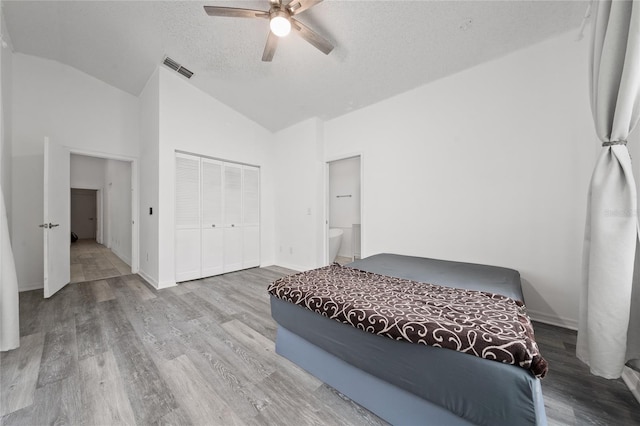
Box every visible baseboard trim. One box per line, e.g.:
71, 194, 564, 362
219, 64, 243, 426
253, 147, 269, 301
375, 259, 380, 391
527, 309, 578, 331
137, 270, 159, 289
273, 262, 306, 272
157, 280, 177, 290
19, 282, 43, 292
111, 247, 131, 266
622, 366, 640, 405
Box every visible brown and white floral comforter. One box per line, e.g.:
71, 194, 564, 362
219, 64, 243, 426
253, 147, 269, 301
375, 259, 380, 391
267, 263, 548, 378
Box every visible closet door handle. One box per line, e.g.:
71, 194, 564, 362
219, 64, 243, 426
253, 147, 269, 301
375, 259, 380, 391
231, 224, 235, 227
212, 224, 216, 228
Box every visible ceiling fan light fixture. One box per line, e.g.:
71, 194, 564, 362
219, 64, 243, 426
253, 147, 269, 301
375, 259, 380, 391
270, 11, 291, 37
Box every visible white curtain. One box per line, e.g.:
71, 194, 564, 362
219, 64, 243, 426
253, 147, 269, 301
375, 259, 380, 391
577, 0, 640, 379
0, 187, 19, 351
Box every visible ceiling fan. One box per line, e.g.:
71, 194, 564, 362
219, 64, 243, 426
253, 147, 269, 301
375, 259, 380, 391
204, 0, 334, 62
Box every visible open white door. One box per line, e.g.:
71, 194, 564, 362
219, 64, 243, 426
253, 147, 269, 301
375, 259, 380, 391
43, 137, 70, 298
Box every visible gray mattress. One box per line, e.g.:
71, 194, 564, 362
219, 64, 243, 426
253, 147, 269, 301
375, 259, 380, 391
347, 253, 524, 301
270, 253, 545, 426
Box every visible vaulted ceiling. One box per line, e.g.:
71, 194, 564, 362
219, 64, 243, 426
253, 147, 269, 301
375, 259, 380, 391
3, 1, 588, 131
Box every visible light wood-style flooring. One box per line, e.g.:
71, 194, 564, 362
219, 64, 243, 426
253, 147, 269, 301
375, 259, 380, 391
1, 267, 639, 425
70, 239, 131, 283
335, 256, 353, 266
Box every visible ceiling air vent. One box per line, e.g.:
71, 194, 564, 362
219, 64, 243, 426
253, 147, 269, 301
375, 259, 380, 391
162, 56, 194, 79
177, 67, 194, 79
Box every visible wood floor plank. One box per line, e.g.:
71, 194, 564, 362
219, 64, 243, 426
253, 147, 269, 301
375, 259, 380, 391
71, 241, 131, 283
125, 277, 157, 301
189, 285, 240, 318
70, 263, 85, 283
221, 319, 322, 392
96, 293, 186, 416
181, 318, 274, 382
96, 298, 136, 344
182, 347, 262, 421
244, 370, 329, 426
0, 333, 45, 416
92, 279, 115, 303
312, 383, 389, 426
35, 322, 78, 389
159, 354, 245, 425
155, 291, 203, 323
78, 350, 137, 426
2, 375, 83, 426
153, 406, 194, 426
18, 292, 54, 336
109, 330, 178, 424
75, 312, 106, 361
181, 291, 234, 323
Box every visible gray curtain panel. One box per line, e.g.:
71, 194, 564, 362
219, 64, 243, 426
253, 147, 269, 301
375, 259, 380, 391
577, 0, 640, 379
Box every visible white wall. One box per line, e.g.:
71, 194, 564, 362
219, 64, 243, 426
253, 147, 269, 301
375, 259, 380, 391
269, 31, 596, 328
320, 31, 596, 328
273, 118, 325, 271
155, 68, 275, 288
11, 53, 139, 291
105, 158, 132, 264
71, 154, 106, 188
138, 68, 160, 285
329, 157, 361, 258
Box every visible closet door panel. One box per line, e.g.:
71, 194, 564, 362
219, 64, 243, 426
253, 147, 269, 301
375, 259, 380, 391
243, 226, 260, 269
202, 228, 224, 276
223, 227, 243, 273
175, 154, 201, 281
175, 229, 201, 282
242, 166, 260, 268
243, 166, 260, 226
175, 154, 201, 230
202, 159, 223, 226
201, 159, 224, 277
224, 164, 242, 227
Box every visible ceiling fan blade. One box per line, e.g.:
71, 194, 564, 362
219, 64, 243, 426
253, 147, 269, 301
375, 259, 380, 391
286, 0, 323, 16
291, 18, 334, 55
203, 6, 268, 19
262, 31, 279, 62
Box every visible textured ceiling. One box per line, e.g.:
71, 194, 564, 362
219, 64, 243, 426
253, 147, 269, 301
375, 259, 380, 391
2, 1, 587, 131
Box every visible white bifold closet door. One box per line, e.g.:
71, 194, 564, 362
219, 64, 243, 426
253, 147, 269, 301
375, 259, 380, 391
201, 158, 224, 277
175, 153, 261, 282
175, 154, 201, 282
243, 165, 260, 269
223, 163, 243, 273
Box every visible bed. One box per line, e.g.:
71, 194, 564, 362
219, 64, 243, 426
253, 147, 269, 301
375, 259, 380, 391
268, 253, 547, 426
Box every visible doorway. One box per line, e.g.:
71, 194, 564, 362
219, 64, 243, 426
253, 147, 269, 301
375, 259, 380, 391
69, 154, 133, 283
327, 156, 362, 265
71, 188, 98, 240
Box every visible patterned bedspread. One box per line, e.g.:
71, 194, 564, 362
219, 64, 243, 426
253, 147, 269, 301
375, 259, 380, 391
267, 264, 548, 378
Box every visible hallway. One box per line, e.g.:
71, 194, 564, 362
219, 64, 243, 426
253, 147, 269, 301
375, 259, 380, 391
70, 240, 131, 283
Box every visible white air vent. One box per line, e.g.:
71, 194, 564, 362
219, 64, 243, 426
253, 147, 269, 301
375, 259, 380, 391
162, 56, 194, 79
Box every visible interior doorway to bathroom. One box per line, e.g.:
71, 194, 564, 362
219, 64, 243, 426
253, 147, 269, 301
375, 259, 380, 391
327, 156, 361, 265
